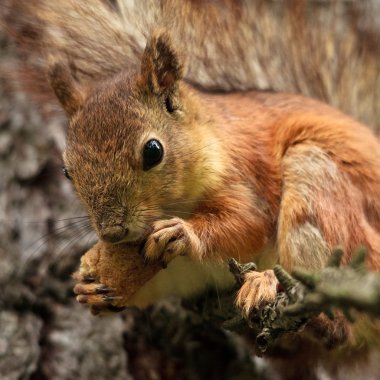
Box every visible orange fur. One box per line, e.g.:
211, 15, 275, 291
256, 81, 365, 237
183, 91, 380, 270
58, 31, 380, 286
63, 60, 380, 372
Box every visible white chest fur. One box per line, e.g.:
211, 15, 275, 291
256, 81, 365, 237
128, 256, 236, 308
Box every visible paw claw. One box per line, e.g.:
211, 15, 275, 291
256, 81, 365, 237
95, 284, 114, 294
83, 274, 96, 283
102, 295, 122, 302
143, 218, 192, 264
73, 271, 121, 313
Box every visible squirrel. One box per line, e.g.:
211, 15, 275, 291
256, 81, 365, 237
60, 29, 380, 376
50, 31, 380, 379
50, 26, 380, 313
4, 0, 380, 376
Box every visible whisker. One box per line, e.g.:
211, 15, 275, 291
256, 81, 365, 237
161, 199, 209, 207
133, 219, 151, 231
35, 215, 90, 224
49, 215, 90, 223
12, 224, 95, 313
53, 224, 93, 262
136, 204, 200, 217
23, 219, 92, 259
37, 223, 92, 274
159, 213, 193, 220
19, 219, 93, 277
178, 141, 219, 160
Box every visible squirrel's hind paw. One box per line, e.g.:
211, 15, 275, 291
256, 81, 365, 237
236, 269, 279, 316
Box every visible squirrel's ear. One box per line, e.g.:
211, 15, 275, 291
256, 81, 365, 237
141, 29, 184, 94
48, 60, 86, 116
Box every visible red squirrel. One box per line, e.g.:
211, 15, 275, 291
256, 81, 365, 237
47, 29, 380, 317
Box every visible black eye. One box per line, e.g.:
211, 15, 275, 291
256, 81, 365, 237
143, 139, 164, 171
62, 167, 72, 180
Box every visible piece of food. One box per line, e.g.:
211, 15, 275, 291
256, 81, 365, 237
73, 241, 160, 313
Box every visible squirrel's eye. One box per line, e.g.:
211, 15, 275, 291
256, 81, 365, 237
143, 139, 164, 171
62, 167, 72, 180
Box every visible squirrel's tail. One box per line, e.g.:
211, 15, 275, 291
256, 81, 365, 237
2, 0, 380, 130
2, 0, 146, 78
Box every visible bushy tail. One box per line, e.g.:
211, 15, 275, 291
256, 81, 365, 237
2, 0, 147, 77
2, 0, 380, 130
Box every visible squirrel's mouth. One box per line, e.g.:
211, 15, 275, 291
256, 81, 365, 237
111, 235, 144, 246
98, 218, 155, 246
99, 226, 147, 247
112, 225, 152, 247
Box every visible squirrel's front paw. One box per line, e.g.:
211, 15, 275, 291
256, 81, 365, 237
73, 271, 125, 315
142, 218, 201, 267
236, 269, 279, 316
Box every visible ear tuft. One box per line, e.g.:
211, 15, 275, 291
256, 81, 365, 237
141, 29, 185, 94
48, 59, 86, 116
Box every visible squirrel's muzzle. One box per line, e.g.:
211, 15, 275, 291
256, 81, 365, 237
100, 225, 129, 243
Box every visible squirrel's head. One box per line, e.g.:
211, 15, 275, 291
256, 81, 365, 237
49, 30, 223, 244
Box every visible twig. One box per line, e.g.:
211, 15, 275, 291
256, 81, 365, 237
227, 247, 380, 353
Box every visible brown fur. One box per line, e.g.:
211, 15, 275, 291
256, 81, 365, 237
2, 0, 380, 131
57, 30, 380, 376
72, 241, 161, 313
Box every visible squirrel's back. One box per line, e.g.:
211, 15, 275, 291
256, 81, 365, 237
197, 89, 380, 269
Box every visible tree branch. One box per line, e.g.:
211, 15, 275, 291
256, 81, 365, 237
226, 247, 380, 353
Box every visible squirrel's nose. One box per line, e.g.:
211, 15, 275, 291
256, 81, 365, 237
100, 225, 128, 243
